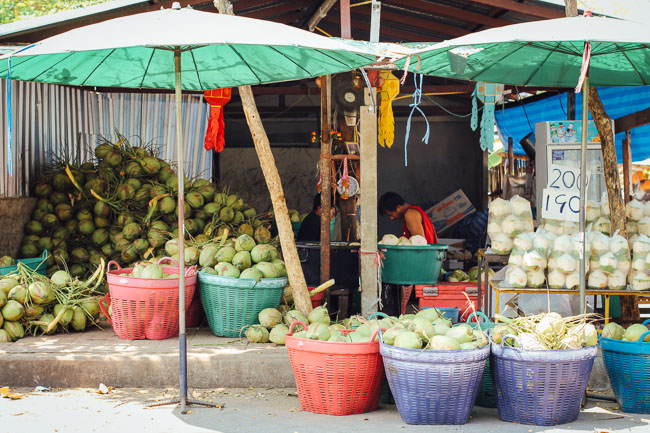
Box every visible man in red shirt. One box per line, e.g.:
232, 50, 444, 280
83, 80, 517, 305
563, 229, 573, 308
379, 192, 438, 244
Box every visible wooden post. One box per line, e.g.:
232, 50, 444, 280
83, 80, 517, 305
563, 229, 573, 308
215, 0, 311, 314
508, 137, 514, 176
623, 130, 632, 203
340, 0, 351, 39
339, 119, 359, 241
360, 88, 378, 316
320, 75, 332, 287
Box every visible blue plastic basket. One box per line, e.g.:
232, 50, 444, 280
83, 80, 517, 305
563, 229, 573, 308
0, 250, 48, 276
464, 312, 496, 408
380, 338, 489, 425
599, 319, 650, 414
422, 306, 460, 323
491, 336, 597, 426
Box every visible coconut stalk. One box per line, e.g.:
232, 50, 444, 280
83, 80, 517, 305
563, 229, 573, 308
214, 0, 312, 314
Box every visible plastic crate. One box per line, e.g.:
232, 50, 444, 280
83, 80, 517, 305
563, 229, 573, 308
416, 282, 477, 321
0, 250, 48, 276
377, 244, 448, 285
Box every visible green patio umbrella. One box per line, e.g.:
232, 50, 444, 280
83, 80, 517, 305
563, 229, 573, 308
1, 2, 376, 411
396, 15, 650, 313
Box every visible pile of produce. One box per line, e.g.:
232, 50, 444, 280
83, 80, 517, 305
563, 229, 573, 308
378, 234, 428, 246
629, 235, 650, 291
507, 232, 550, 288
492, 312, 598, 350
0, 261, 104, 342
200, 233, 286, 280
287, 208, 307, 223
601, 321, 650, 342
19, 134, 271, 279
626, 199, 646, 237
587, 231, 630, 290
0, 256, 16, 268
487, 195, 534, 255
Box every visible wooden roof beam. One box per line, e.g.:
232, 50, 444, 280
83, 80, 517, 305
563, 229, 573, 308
307, 0, 338, 31
322, 14, 437, 42
385, 0, 510, 28
469, 0, 564, 19
368, 9, 469, 38
616, 107, 650, 132
241, 1, 307, 19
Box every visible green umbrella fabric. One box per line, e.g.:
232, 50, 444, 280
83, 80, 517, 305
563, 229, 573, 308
395, 16, 650, 87
0, 6, 376, 89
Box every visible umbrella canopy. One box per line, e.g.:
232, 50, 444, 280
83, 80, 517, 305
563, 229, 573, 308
0, 5, 376, 89
395, 16, 650, 87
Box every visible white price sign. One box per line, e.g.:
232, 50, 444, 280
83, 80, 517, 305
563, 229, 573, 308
542, 188, 580, 222
548, 164, 589, 191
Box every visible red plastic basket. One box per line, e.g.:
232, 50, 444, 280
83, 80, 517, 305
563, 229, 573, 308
285, 321, 384, 416
308, 287, 325, 308
101, 258, 197, 340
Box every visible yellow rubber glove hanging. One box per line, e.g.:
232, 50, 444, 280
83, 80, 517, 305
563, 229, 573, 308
378, 71, 400, 148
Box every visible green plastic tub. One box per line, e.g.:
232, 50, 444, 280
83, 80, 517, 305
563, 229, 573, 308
377, 244, 448, 285
198, 271, 287, 337
0, 250, 48, 276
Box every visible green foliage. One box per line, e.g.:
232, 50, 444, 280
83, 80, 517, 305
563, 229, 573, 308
0, 0, 115, 25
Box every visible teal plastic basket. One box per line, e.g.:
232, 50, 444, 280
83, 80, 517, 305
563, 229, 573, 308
198, 271, 287, 337
0, 250, 48, 276
378, 244, 448, 285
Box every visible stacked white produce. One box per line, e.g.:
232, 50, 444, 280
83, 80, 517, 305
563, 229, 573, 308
539, 199, 610, 236
587, 231, 631, 290
629, 235, 650, 291
626, 199, 645, 238
546, 234, 582, 289
506, 232, 550, 288
487, 196, 534, 255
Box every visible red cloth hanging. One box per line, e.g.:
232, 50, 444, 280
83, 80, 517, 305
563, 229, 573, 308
203, 88, 232, 152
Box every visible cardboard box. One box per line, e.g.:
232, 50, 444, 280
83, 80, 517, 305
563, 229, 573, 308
426, 189, 476, 234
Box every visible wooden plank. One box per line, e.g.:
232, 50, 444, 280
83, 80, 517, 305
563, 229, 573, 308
469, 0, 564, 19
508, 136, 514, 176
340, 0, 351, 39
615, 107, 650, 133
321, 14, 439, 42
353, 8, 468, 38
386, 0, 511, 28
242, 1, 306, 19
320, 75, 332, 287
360, 88, 378, 316
623, 131, 632, 203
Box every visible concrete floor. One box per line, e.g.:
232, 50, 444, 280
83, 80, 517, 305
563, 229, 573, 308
0, 387, 646, 433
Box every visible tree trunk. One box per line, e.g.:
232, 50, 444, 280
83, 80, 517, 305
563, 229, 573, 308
215, 0, 312, 314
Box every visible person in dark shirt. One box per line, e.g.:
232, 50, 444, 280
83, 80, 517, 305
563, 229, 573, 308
297, 194, 336, 242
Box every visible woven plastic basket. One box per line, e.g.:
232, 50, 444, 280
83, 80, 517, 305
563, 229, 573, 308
285, 322, 384, 416
491, 336, 597, 426
0, 250, 48, 276
465, 312, 497, 408
198, 271, 286, 337
600, 320, 650, 413
380, 337, 489, 425
102, 258, 197, 340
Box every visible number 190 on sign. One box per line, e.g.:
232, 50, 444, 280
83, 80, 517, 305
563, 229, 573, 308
542, 188, 580, 222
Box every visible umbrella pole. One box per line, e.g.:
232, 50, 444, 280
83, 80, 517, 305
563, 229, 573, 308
579, 74, 589, 314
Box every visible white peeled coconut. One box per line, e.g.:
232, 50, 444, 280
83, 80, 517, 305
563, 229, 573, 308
523, 251, 546, 271
586, 201, 601, 222
628, 221, 639, 235
594, 216, 611, 235
510, 195, 532, 217
633, 235, 650, 255
489, 198, 512, 218
608, 270, 627, 290
645, 202, 650, 217
398, 237, 412, 246
563, 221, 579, 234
409, 235, 427, 246
629, 234, 639, 251
601, 201, 611, 217
548, 254, 558, 270
589, 257, 601, 273
513, 233, 533, 252
639, 216, 650, 237
627, 199, 645, 222
547, 269, 566, 289
617, 256, 631, 275
553, 235, 572, 255
526, 269, 546, 288
557, 253, 577, 274
487, 218, 504, 237
632, 255, 647, 272
646, 251, 650, 269
565, 272, 580, 289
502, 215, 524, 237
591, 233, 610, 256
508, 250, 524, 268
630, 271, 650, 291
609, 234, 629, 256
522, 216, 535, 232
491, 233, 513, 255
588, 270, 609, 289
505, 265, 527, 288
599, 252, 618, 274
379, 234, 399, 245
532, 233, 550, 255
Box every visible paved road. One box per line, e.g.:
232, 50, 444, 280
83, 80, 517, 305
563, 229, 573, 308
0, 387, 647, 433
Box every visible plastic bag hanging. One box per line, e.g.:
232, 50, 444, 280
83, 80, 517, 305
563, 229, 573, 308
403, 73, 430, 167
472, 82, 503, 152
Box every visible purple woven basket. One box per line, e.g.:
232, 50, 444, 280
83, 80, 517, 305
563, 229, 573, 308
491, 337, 597, 426
380, 342, 489, 425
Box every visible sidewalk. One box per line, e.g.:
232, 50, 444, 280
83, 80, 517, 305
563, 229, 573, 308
0, 326, 295, 389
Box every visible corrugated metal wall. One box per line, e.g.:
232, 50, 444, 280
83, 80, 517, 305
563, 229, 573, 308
1, 79, 211, 197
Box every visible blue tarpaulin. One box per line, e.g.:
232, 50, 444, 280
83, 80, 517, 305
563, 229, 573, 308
495, 86, 650, 163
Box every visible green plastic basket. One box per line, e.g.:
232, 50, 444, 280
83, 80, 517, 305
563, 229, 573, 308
198, 271, 287, 337
0, 250, 48, 276
377, 244, 448, 285
464, 312, 497, 408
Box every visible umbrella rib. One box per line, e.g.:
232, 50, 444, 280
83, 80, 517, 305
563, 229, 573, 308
268, 46, 313, 77
312, 48, 363, 69
139, 48, 156, 89
189, 50, 204, 90
80, 48, 116, 87
30, 52, 76, 82
227, 45, 262, 85
467, 44, 528, 82
0, 55, 37, 74
522, 41, 562, 86
615, 42, 647, 86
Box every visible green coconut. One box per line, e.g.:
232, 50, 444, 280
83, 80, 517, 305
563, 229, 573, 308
259, 308, 283, 328
165, 239, 179, 256
394, 331, 422, 349
116, 183, 135, 201
235, 234, 256, 252
447, 326, 474, 344
70, 307, 87, 331
116, 214, 135, 227
243, 207, 256, 220
254, 262, 279, 278
24, 304, 44, 319
214, 246, 237, 263
121, 245, 138, 263
175, 201, 192, 219
240, 268, 263, 280
81, 298, 100, 319
0, 290, 6, 308
250, 244, 274, 263
78, 219, 95, 236
254, 226, 272, 244
132, 238, 149, 254
245, 325, 270, 343
52, 172, 70, 191
271, 260, 287, 277
29, 281, 53, 304
42, 213, 59, 228
69, 264, 85, 278
203, 202, 220, 216
34, 182, 53, 198
92, 228, 109, 246
269, 324, 290, 345
53, 249, 69, 266
124, 160, 142, 177
0, 329, 10, 342
186, 191, 205, 209
199, 248, 218, 268
141, 263, 164, 279
2, 300, 25, 321
623, 324, 650, 342
54, 203, 72, 221
126, 178, 141, 191
70, 247, 89, 264
602, 322, 625, 340
307, 305, 330, 325
284, 310, 309, 331
0, 277, 19, 294
25, 220, 44, 235
197, 184, 216, 202
215, 262, 241, 278
140, 156, 161, 174
232, 251, 252, 271
95, 142, 113, 159
184, 247, 200, 265
20, 243, 38, 258
415, 308, 442, 322
64, 219, 79, 235
3, 321, 25, 341
8, 284, 27, 304
158, 166, 175, 183
428, 335, 461, 350
218, 206, 234, 223
123, 222, 142, 240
